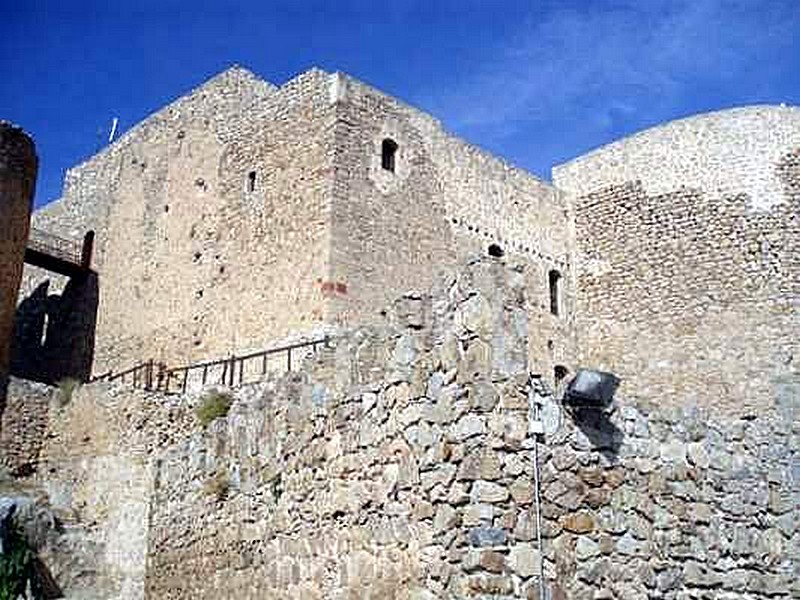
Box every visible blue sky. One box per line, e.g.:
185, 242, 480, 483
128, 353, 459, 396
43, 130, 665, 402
3, 0, 799, 208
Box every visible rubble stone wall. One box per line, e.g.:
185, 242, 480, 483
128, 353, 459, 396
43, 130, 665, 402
2, 258, 795, 599
32, 382, 193, 599
0, 378, 52, 476
553, 106, 800, 415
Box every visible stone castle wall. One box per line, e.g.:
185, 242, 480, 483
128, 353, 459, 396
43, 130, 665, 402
327, 74, 575, 385
2, 258, 796, 599
0, 123, 37, 404
18, 67, 576, 389
0, 378, 52, 477
553, 106, 800, 415
12, 65, 799, 412
21, 67, 336, 375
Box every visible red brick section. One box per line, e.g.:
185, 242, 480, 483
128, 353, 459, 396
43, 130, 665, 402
319, 280, 348, 296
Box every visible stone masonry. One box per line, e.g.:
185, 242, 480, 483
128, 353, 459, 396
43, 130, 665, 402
2, 68, 798, 598
0, 122, 37, 406
1, 257, 796, 599
13, 67, 798, 418
554, 106, 800, 415
17, 66, 573, 393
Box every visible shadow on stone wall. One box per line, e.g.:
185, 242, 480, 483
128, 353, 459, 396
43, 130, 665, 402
10, 273, 98, 384
569, 407, 624, 461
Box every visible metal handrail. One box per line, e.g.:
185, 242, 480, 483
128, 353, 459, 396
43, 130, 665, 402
90, 337, 331, 394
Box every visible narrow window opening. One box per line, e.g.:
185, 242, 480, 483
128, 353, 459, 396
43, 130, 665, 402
247, 171, 257, 192
487, 244, 504, 258
549, 269, 562, 316
381, 138, 398, 172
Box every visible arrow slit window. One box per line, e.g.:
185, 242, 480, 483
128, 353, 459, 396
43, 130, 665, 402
381, 139, 398, 173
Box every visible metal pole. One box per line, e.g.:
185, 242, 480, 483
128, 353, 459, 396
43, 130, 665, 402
527, 377, 548, 600
532, 430, 546, 600
156, 362, 165, 391
145, 360, 152, 390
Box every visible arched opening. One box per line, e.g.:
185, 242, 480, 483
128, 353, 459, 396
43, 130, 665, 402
548, 269, 561, 316
247, 171, 257, 192
381, 138, 398, 172
487, 243, 504, 258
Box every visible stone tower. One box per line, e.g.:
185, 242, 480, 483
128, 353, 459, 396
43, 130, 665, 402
0, 122, 37, 405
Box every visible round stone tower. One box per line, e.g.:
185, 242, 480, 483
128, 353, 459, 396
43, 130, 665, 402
0, 122, 37, 404
553, 105, 800, 415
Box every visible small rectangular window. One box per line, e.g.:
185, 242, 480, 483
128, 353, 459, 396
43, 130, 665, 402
549, 269, 561, 316
382, 139, 398, 172
247, 171, 257, 192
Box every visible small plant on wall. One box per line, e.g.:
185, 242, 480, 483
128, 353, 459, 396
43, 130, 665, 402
195, 389, 233, 428
0, 522, 33, 599
55, 378, 81, 408
203, 472, 230, 502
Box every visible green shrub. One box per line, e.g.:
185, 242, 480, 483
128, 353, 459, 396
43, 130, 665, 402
203, 472, 230, 502
195, 390, 233, 428
55, 378, 81, 407
0, 523, 33, 600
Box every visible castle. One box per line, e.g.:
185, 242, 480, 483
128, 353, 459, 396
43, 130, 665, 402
0, 66, 797, 599
4, 65, 798, 415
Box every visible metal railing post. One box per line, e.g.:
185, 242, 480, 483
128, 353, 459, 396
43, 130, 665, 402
156, 362, 166, 391
81, 231, 95, 269
145, 359, 154, 390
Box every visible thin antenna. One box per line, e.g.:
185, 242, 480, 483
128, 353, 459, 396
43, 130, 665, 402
108, 117, 119, 143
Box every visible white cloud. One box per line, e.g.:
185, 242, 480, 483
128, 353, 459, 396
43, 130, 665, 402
424, 0, 799, 138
